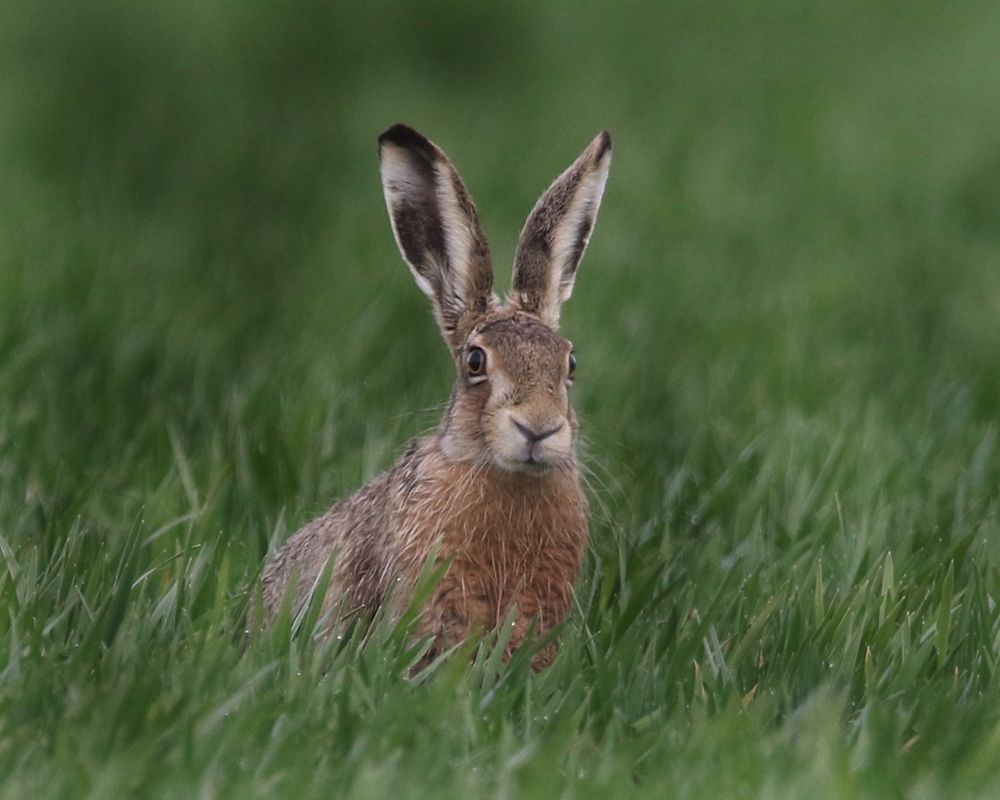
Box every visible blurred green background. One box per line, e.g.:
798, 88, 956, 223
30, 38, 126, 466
1, 0, 999, 796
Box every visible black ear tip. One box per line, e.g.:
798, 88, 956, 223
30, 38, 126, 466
379, 124, 438, 160
594, 130, 612, 158
379, 123, 419, 145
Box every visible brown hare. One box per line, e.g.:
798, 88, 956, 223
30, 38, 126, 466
261, 124, 612, 668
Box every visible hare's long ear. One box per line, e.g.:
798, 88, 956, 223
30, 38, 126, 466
379, 124, 496, 352
509, 131, 611, 328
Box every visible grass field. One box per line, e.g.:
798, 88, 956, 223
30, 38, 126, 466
2, 0, 1000, 796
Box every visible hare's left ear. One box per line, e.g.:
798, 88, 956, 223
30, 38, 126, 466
509, 131, 611, 328
379, 124, 496, 353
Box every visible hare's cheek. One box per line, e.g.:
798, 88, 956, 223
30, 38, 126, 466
534, 424, 575, 462
482, 369, 516, 407
485, 414, 519, 455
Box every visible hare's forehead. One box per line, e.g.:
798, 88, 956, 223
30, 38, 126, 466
469, 319, 570, 373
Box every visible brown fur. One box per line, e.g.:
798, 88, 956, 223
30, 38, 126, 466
262, 437, 586, 663
260, 125, 610, 669
260, 314, 588, 666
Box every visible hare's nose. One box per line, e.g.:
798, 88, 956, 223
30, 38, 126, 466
512, 419, 563, 444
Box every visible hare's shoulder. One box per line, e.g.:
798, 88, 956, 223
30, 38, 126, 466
259, 438, 433, 617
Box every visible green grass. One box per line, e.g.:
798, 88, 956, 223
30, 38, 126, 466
2, 0, 1000, 796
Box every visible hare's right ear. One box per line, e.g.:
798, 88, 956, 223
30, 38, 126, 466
379, 124, 496, 352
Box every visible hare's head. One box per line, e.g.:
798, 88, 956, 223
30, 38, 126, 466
379, 124, 611, 472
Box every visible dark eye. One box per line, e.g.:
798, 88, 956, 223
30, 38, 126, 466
568, 351, 576, 380
467, 346, 487, 377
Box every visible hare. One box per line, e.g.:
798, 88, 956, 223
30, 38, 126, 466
261, 124, 611, 668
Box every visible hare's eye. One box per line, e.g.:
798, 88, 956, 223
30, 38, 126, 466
567, 352, 577, 381
467, 346, 487, 379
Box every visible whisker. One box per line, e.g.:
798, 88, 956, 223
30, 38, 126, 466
578, 462, 615, 529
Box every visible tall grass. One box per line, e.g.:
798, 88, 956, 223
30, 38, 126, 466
1, 0, 999, 796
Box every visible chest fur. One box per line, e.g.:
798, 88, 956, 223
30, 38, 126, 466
393, 458, 588, 628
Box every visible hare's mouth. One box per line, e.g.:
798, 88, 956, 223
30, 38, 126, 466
483, 411, 574, 473
501, 460, 552, 475
493, 449, 565, 474
521, 453, 551, 472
